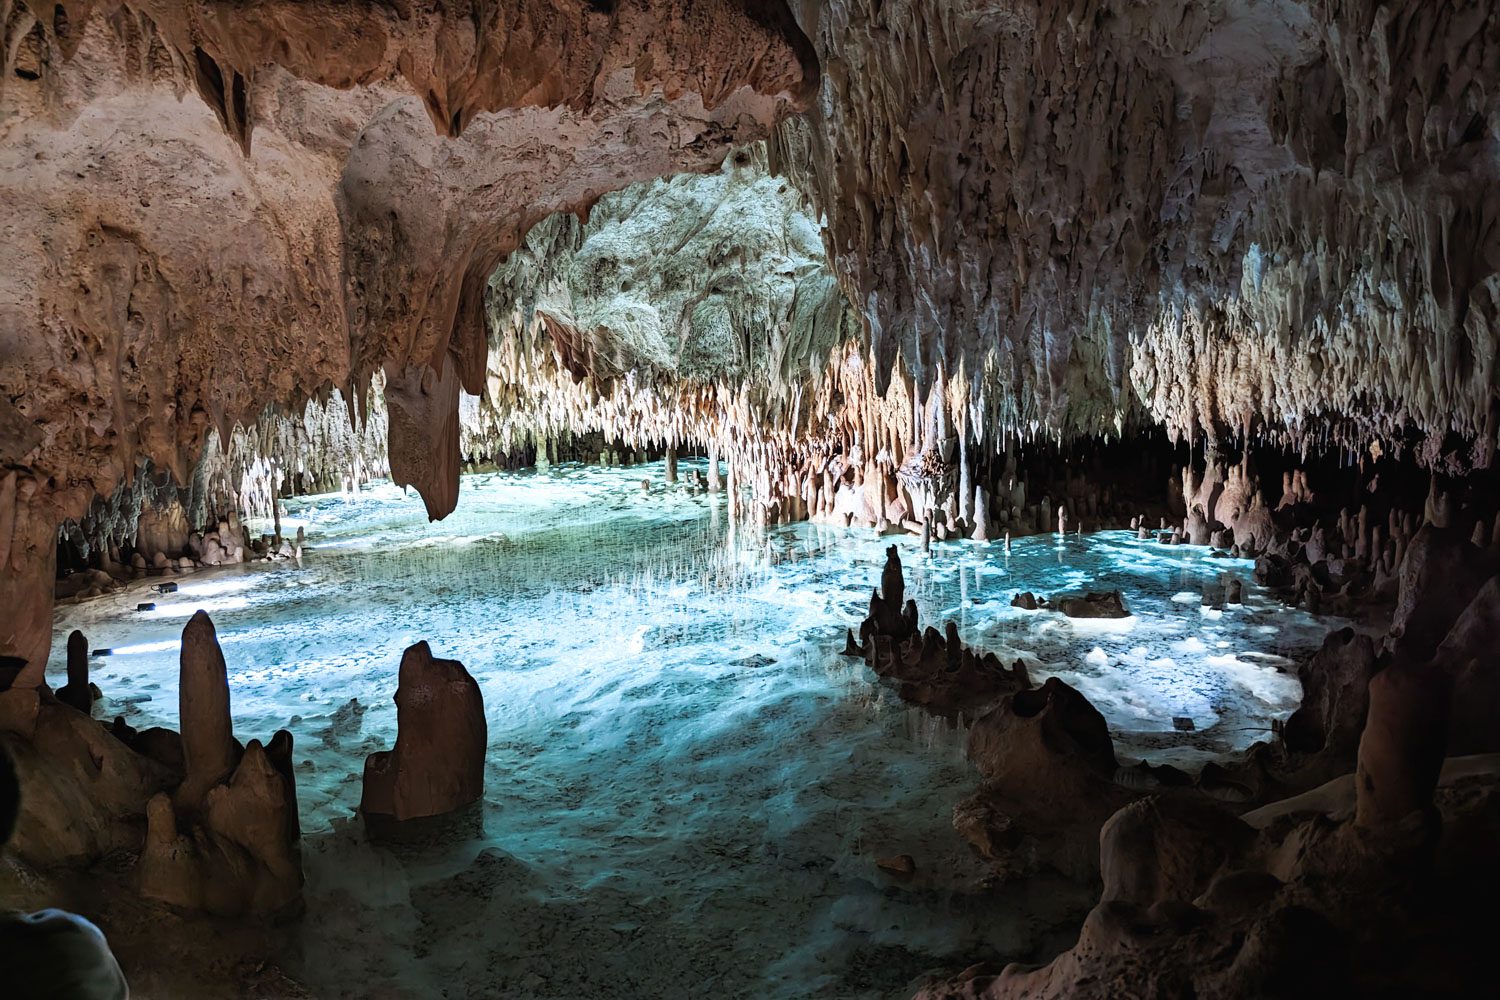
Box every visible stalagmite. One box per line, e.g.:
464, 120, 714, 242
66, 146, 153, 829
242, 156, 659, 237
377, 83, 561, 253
57, 629, 92, 714
361, 642, 487, 827
971, 485, 990, 541
1354, 661, 1451, 828
176, 611, 235, 812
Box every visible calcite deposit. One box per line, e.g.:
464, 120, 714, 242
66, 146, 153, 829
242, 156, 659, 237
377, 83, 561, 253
2, 0, 1499, 996
360, 641, 487, 828
1, 0, 812, 671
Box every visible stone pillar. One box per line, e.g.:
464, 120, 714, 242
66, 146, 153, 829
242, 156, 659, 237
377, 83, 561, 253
58, 629, 91, 714
1354, 660, 1451, 828
971, 484, 990, 542
177, 610, 235, 812
706, 444, 723, 492
665, 444, 678, 484
361, 641, 486, 825
0, 474, 56, 688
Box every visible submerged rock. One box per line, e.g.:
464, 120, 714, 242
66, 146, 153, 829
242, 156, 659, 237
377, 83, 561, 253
875, 854, 916, 876
1055, 591, 1129, 619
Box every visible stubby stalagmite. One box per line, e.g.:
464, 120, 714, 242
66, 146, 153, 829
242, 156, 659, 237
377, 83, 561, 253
361, 641, 487, 826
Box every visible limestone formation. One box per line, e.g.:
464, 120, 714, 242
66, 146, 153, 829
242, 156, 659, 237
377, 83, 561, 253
0, 0, 812, 671
0, 687, 173, 866
784, 1, 1500, 466
958, 678, 1128, 880
2, 1, 1499, 995
132, 610, 302, 916
176, 611, 236, 812
361, 641, 487, 826
1054, 591, 1130, 620
1282, 628, 1378, 762
846, 546, 1029, 716
57, 629, 93, 715
1389, 526, 1499, 661
139, 736, 302, 917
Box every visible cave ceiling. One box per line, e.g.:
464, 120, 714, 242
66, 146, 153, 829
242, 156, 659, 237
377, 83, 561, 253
2, 0, 1498, 530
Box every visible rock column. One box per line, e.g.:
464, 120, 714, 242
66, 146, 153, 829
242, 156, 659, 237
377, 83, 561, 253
176, 610, 235, 811
706, 444, 723, 492
0, 474, 57, 688
1354, 661, 1452, 828
361, 641, 487, 825
58, 629, 91, 713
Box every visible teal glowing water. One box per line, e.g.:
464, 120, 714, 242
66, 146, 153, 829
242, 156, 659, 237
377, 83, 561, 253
49, 462, 1335, 998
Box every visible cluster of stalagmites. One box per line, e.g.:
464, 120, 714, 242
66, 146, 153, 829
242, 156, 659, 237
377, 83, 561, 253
851, 537, 1500, 996
57, 495, 305, 609
0, 611, 300, 916
1171, 453, 1500, 622
0, 608, 487, 922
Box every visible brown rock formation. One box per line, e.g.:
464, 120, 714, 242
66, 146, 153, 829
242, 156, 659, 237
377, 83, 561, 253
0, 686, 173, 866
139, 736, 302, 917
57, 628, 93, 714
1281, 627, 1378, 763
175, 610, 235, 812
1354, 660, 1451, 829
0, 0, 811, 669
957, 678, 1128, 880
845, 545, 1029, 715
1389, 526, 1499, 660
361, 641, 487, 825
135, 610, 302, 915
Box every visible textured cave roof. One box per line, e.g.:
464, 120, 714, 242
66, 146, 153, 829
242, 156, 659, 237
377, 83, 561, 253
3, 0, 1499, 529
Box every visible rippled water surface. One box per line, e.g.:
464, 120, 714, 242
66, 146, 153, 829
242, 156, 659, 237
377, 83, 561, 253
50, 462, 1337, 998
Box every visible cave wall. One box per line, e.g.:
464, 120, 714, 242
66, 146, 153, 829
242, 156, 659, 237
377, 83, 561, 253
0, 0, 812, 679
7, 0, 1500, 675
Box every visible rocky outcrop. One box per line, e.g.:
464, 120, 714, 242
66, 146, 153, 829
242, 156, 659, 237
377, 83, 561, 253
915, 533, 1500, 997
0, 686, 173, 866
1436, 576, 1500, 755
957, 678, 1129, 880
1054, 591, 1129, 619
1282, 627, 1378, 763
1389, 526, 1499, 660
845, 545, 1030, 716
138, 734, 302, 917
361, 641, 487, 827
921, 731, 1500, 999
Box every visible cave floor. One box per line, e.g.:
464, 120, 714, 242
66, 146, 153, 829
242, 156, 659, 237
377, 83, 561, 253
48, 462, 1342, 998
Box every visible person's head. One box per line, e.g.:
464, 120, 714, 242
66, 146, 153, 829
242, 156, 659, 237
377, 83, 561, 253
0, 741, 19, 848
